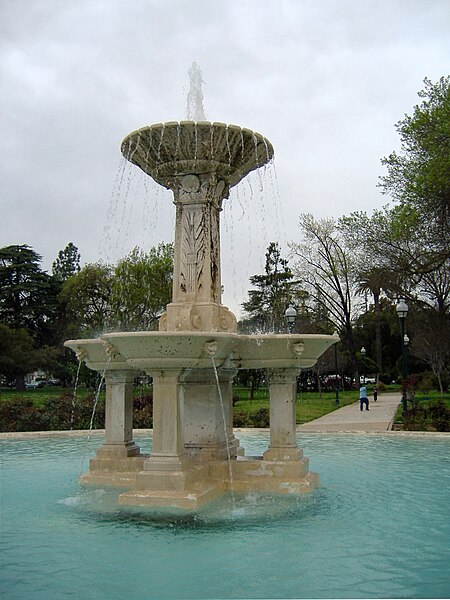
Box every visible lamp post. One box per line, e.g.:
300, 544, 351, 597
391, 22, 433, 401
334, 332, 339, 406
361, 346, 366, 385
396, 298, 409, 415
285, 303, 297, 334
404, 334, 409, 386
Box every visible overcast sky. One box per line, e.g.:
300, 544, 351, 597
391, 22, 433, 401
1, 0, 449, 317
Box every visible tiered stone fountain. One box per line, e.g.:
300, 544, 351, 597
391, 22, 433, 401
66, 119, 338, 509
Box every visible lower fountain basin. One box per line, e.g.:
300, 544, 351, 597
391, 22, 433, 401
65, 332, 339, 372
234, 333, 338, 369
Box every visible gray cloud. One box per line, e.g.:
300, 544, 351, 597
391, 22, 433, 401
1, 0, 449, 315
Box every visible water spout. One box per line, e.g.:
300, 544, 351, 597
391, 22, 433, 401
186, 62, 206, 121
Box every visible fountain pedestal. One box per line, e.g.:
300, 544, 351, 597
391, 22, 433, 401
182, 367, 239, 460
160, 171, 237, 334
263, 368, 303, 461
80, 368, 146, 486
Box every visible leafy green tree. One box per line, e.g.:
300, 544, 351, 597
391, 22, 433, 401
0, 325, 38, 390
110, 243, 173, 331
61, 243, 174, 336
52, 242, 81, 282
379, 76, 450, 256
241, 242, 299, 333
60, 263, 114, 336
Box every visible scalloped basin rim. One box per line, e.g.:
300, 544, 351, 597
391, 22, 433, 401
120, 121, 272, 147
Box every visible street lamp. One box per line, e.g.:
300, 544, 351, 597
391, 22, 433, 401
396, 298, 409, 415
404, 334, 410, 386
333, 331, 339, 406
361, 346, 366, 385
285, 303, 297, 334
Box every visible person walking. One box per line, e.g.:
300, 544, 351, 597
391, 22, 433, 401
373, 387, 378, 402
359, 385, 369, 411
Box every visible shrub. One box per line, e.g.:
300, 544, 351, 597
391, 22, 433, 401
403, 407, 428, 431
42, 394, 105, 430
428, 400, 450, 432
249, 408, 270, 428
233, 412, 251, 427
133, 394, 153, 428
0, 398, 49, 432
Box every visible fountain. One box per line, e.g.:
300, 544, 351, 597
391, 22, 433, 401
65, 66, 338, 509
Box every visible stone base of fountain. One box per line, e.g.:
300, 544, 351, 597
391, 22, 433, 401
116, 456, 319, 510
65, 331, 335, 509
80, 455, 148, 486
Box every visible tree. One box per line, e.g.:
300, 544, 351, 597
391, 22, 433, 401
0, 325, 38, 390
0, 245, 55, 337
52, 242, 81, 282
110, 244, 173, 331
356, 268, 385, 375
60, 263, 114, 336
410, 309, 450, 396
60, 243, 174, 336
379, 76, 450, 255
290, 215, 361, 380
241, 242, 299, 333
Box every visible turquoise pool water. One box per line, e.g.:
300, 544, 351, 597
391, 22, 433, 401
1, 432, 449, 599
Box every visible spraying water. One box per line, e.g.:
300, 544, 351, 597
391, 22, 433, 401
186, 62, 206, 121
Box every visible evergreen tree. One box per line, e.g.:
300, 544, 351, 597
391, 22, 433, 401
52, 242, 81, 281
241, 242, 299, 333
0, 245, 55, 339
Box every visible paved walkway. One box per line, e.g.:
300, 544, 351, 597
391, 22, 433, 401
298, 392, 401, 433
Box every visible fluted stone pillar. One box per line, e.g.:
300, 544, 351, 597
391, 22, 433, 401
263, 368, 303, 461
96, 370, 140, 459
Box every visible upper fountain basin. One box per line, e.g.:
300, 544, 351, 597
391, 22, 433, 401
121, 121, 274, 189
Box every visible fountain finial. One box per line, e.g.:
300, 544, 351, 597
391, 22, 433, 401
186, 62, 206, 121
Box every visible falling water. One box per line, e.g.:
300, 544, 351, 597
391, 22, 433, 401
186, 61, 206, 121
210, 357, 236, 509
78, 357, 111, 481
69, 360, 83, 430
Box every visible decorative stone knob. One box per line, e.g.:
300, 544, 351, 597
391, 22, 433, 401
204, 341, 218, 357
75, 347, 88, 362
291, 342, 305, 358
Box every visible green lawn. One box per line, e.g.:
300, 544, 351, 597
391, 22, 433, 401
0, 386, 102, 407
3, 385, 447, 429
233, 386, 358, 424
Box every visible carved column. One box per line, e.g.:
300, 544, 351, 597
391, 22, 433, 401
160, 172, 237, 333
96, 370, 140, 458
263, 368, 303, 461
142, 369, 186, 471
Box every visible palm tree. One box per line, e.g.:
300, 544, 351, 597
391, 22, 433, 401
357, 267, 398, 376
